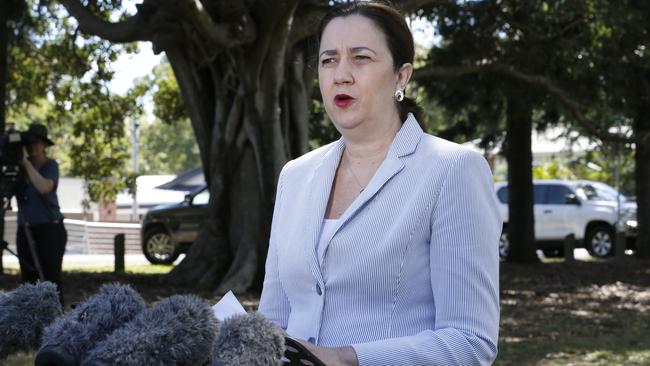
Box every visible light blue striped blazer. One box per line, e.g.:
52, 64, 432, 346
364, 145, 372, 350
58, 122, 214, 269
259, 114, 501, 365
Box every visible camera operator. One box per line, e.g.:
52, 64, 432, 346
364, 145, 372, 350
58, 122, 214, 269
15, 123, 67, 306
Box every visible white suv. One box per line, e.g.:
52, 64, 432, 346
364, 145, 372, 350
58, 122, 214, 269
495, 180, 637, 258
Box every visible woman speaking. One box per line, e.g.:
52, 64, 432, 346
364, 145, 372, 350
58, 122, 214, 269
259, 2, 501, 365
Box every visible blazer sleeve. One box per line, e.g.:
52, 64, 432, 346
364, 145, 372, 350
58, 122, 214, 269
352, 150, 501, 366
258, 164, 292, 329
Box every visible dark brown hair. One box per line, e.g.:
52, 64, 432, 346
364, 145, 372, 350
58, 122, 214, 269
317, 1, 424, 124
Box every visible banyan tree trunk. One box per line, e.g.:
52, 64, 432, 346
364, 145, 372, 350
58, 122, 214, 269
162, 1, 316, 293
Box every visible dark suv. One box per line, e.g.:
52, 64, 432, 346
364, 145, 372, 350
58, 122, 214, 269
141, 185, 209, 264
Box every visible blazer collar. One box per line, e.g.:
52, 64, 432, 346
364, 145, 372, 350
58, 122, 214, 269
304, 114, 424, 284
386, 113, 424, 158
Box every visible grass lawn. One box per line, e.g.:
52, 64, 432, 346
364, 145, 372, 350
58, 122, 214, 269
1, 258, 649, 365
496, 258, 650, 365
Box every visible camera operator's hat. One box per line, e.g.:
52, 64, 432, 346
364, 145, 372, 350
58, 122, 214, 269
23, 123, 55, 146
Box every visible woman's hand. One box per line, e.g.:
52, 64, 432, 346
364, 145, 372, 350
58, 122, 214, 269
295, 340, 358, 366
19, 147, 30, 167
18, 149, 54, 194
277, 323, 358, 366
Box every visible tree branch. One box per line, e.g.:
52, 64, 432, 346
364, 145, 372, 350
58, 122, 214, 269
180, 0, 256, 48
508, 16, 584, 43
413, 64, 486, 79
289, 2, 329, 46
414, 63, 634, 144
61, 0, 257, 50
397, 0, 457, 14
59, 0, 151, 42
149, 0, 256, 50
490, 64, 632, 143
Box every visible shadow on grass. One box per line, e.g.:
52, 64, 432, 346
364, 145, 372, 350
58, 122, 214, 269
497, 259, 650, 365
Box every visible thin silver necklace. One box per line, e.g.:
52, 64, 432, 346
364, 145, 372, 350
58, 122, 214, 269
343, 150, 366, 193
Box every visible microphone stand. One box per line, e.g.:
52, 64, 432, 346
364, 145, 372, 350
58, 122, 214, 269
0, 194, 44, 280
0, 195, 6, 274
17, 205, 45, 281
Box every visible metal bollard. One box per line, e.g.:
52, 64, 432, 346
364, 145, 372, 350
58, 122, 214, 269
563, 234, 575, 263
114, 233, 125, 274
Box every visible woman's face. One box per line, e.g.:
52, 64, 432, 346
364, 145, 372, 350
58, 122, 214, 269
26, 141, 46, 158
318, 15, 408, 133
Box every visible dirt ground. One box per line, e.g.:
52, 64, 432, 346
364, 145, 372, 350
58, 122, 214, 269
1, 258, 649, 365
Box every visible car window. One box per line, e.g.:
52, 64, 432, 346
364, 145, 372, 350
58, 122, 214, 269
545, 184, 574, 204
533, 185, 546, 204
577, 183, 622, 202
192, 189, 210, 205
495, 185, 546, 204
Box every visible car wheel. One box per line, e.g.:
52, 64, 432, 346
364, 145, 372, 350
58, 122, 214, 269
542, 248, 565, 258
143, 227, 179, 265
499, 230, 509, 258
586, 225, 615, 258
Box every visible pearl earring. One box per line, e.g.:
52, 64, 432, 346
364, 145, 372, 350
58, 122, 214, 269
394, 89, 404, 102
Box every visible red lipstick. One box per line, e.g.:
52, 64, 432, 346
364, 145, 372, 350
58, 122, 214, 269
334, 94, 354, 108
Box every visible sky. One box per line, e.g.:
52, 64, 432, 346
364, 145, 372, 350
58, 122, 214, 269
108, 42, 162, 96
107, 0, 161, 96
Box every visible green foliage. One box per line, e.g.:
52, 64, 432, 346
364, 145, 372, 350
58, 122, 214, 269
532, 161, 575, 180
6, 1, 136, 110
530, 145, 635, 196
308, 99, 338, 149
149, 61, 186, 124
414, 0, 646, 147
587, 1, 650, 114
127, 59, 201, 175
138, 117, 201, 174
6, 0, 141, 202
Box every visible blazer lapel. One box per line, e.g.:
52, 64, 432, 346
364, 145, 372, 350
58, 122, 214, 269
304, 114, 424, 280
331, 155, 403, 235
303, 139, 345, 284
330, 114, 424, 240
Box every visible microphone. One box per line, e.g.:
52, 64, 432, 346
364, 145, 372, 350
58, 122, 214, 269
210, 312, 286, 366
35, 283, 147, 366
0, 281, 62, 360
81, 294, 220, 366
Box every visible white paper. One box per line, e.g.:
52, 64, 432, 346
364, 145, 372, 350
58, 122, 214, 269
212, 290, 247, 321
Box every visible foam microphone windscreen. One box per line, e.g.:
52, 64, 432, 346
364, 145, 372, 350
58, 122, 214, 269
35, 283, 146, 366
81, 294, 220, 366
0, 281, 62, 360
211, 312, 286, 366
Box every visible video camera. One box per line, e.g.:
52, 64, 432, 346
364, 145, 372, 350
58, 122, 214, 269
0, 128, 27, 199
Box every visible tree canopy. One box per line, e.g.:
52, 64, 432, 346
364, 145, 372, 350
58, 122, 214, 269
4, 0, 143, 201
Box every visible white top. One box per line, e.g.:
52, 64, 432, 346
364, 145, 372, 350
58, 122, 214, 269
316, 219, 339, 265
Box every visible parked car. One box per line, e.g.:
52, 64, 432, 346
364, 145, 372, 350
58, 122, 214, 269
141, 185, 209, 264
496, 180, 637, 258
